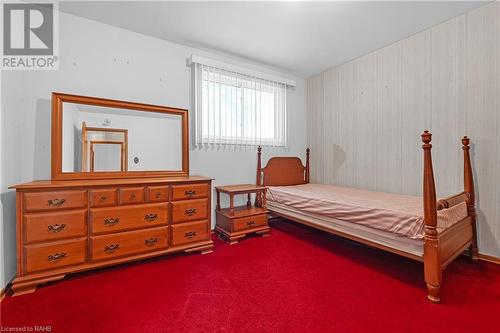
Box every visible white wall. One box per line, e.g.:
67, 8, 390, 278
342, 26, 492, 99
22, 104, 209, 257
61, 102, 78, 172
0, 12, 306, 289
306, 2, 499, 258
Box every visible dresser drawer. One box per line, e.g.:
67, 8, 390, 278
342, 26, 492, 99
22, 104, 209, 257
172, 183, 208, 200
91, 203, 168, 235
90, 188, 117, 207
119, 187, 145, 205
233, 214, 268, 232
171, 198, 208, 224
148, 186, 169, 202
24, 190, 87, 212
24, 209, 87, 244
90, 227, 168, 261
171, 220, 209, 247
25, 238, 86, 273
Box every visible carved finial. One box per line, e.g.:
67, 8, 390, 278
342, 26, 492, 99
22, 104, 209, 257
421, 130, 432, 144
306, 148, 310, 155
257, 146, 262, 154
462, 136, 470, 147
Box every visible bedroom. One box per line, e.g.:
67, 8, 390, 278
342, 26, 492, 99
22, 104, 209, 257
0, 1, 499, 332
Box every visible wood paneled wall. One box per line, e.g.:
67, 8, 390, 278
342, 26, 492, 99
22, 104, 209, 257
306, 2, 499, 257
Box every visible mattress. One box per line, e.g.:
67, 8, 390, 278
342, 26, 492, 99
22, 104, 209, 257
268, 201, 424, 257
267, 184, 468, 240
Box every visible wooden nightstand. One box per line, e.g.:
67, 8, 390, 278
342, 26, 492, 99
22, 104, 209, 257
215, 184, 270, 244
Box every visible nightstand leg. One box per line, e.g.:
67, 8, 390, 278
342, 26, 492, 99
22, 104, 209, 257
216, 190, 221, 211
229, 194, 234, 216
263, 189, 267, 210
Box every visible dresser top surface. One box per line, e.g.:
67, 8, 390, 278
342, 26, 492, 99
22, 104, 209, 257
10, 176, 213, 190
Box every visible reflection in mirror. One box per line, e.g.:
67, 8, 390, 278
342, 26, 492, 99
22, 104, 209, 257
91, 142, 124, 172
82, 122, 127, 172
62, 103, 183, 173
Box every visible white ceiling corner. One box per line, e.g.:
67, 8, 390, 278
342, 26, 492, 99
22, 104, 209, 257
59, 1, 489, 78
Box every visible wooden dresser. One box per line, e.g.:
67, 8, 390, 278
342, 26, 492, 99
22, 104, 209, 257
9, 176, 213, 296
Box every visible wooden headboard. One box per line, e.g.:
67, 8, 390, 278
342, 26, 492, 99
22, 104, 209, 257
256, 147, 310, 186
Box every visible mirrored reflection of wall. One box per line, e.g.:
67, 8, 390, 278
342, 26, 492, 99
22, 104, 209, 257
81, 122, 128, 172
61, 103, 183, 173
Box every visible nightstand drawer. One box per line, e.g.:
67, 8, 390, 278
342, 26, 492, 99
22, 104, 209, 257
171, 220, 209, 247
172, 183, 208, 200
171, 198, 208, 223
233, 214, 268, 231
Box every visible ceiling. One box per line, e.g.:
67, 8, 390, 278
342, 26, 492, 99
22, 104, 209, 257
60, 1, 488, 78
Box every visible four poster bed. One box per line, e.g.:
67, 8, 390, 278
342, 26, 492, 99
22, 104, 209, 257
256, 131, 478, 303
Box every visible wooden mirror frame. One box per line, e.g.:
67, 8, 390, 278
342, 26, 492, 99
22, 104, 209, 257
51, 92, 189, 180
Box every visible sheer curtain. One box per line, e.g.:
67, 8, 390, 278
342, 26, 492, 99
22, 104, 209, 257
192, 63, 287, 148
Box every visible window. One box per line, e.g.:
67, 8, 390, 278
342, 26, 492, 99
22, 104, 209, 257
191, 57, 291, 148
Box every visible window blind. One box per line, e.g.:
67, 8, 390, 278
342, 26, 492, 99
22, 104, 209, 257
191, 60, 288, 148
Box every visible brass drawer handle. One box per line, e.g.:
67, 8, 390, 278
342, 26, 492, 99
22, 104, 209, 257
48, 252, 67, 261
48, 224, 66, 233
155, 192, 162, 199
129, 193, 136, 201
144, 213, 159, 222
185, 208, 197, 216
246, 221, 256, 227
99, 195, 107, 203
184, 231, 197, 239
185, 190, 197, 197
47, 198, 66, 207
104, 243, 120, 253
104, 217, 120, 226
144, 237, 159, 246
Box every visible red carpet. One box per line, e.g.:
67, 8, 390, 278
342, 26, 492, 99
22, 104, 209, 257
1, 218, 499, 333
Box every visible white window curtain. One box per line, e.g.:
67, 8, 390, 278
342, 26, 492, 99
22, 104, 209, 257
192, 61, 288, 148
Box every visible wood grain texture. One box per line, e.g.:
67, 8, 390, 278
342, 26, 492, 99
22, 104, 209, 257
306, 2, 500, 258
171, 183, 208, 200
24, 209, 87, 243
23, 190, 87, 212
261, 157, 306, 186
90, 227, 168, 261
147, 186, 169, 202
25, 238, 87, 274
90, 203, 168, 235
171, 220, 209, 247
171, 198, 208, 224
89, 188, 117, 207
12, 177, 213, 296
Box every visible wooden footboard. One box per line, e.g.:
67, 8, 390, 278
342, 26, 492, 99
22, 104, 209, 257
422, 132, 477, 303
257, 131, 478, 303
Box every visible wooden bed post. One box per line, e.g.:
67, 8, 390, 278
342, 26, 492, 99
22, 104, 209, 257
256, 146, 262, 186
421, 131, 441, 303
256, 146, 262, 207
462, 136, 478, 260
305, 148, 310, 184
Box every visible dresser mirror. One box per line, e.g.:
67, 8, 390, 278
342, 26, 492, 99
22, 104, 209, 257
52, 93, 189, 180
